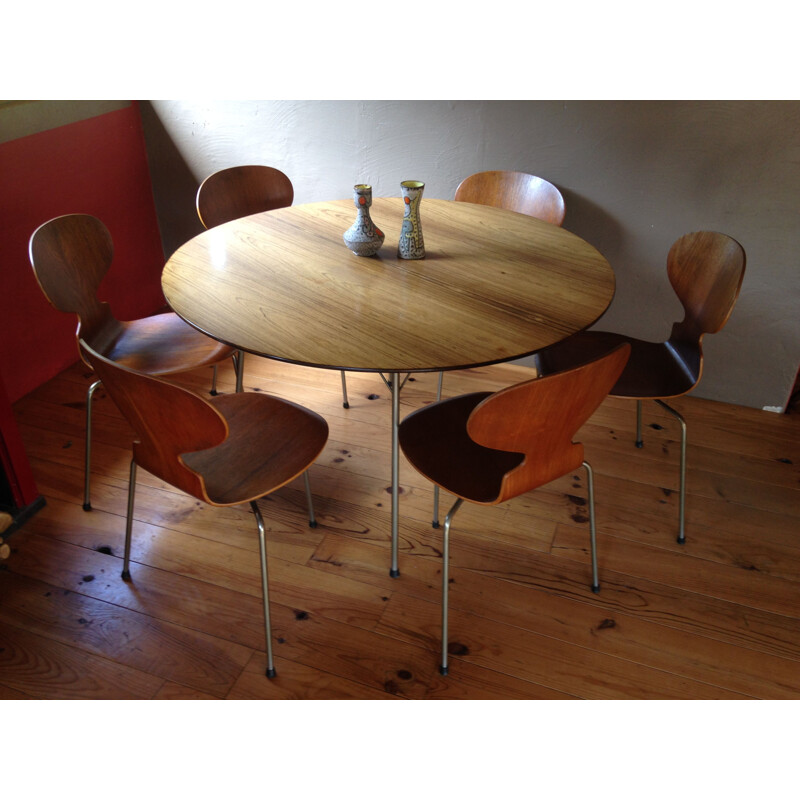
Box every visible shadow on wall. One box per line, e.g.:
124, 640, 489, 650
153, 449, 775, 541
560, 186, 625, 266
558, 185, 686, 340
138, 101, 206, 259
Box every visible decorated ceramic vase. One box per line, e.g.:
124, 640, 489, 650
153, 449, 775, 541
343, 184, 385, 256
398, 180, 425, 260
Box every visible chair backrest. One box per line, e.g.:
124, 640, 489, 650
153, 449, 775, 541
454, 170, 566, 226
196, 165, 294, 229
667, 231, 746, 343
467, 344, 630, 502
29, 213, 119, 345
80, 339, 228, 503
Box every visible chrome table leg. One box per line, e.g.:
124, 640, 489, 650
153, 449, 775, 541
390, 371, 400, 577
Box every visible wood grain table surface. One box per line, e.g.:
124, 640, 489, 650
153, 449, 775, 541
161, 198, 615, 374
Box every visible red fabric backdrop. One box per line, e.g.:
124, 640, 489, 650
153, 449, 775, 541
0, 101, 166, 507
0, 101, 166, 403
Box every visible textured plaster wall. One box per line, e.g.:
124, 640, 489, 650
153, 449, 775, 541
143, 100, 800, 410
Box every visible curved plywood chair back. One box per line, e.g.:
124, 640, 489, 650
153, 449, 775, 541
29, 214, 115, 336
467, 344, 630, 501
81, 340, 228, 502
454, 170, 566, 226
196, 165, 295, 229
667, 231, 746, 340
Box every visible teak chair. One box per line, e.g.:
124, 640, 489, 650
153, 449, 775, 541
430, 170, 567, 524
196, 165, 296, 397
195, 164, 295, 229
80, 339, 329, 678
536, 231, 747, 544
29, 213, 242, 512
454, 170, 566, 226
399, 344, 630, 675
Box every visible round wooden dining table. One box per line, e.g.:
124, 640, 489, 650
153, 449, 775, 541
161, 197, 616, 576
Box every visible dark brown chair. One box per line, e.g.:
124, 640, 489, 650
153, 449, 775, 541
80, 339, 329, 678
196, 165, 350, 409
399, 344, 630, 675
454, 170, 566, 226
29, 213, 241, 512
536, 231, 746, 544
196, 165, 294, 229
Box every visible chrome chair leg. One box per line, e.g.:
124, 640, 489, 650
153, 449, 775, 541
235, 351, 245, 393
83, 379, 102, 511
303, 471, 318, 528
583, 461, 600, 592
212, 351, 243, 395
655, 399, 687, 544
341, 371, 349, 408
121, 459, 137, 580
440, 497, 464, 676
432, 373, 444, 529
251, 500, 277, 678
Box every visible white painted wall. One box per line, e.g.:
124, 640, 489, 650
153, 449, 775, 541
143, 100, 800, 410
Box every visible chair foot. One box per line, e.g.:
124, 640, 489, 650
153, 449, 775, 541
266, 667, 277, 679
677, 534, 686, 545
439, 665, 449, 676
209, 389, 219, 396
390, 568, 400, 578
635, 440, 643, 448
431, 520, 440, 529
591, 583, 600, 594
121, 570, 131, 581
309, 520, 318, 528
82, 502, 92, 512
342, 401, 350, 409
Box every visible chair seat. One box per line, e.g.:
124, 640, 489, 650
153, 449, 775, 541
537, 330, 699, 400
182, 392, 329, 506
399, 392, 524, 504
88, 312, 236, 375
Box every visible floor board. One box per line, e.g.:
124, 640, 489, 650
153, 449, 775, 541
2, 356, 799, 699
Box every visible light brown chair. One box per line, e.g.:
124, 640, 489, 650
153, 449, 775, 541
80, 339, 329, 678
454, 170, 566, 226
399, 344, 630, 675
29, 213, 242, 512
536, 231, 747, 544
430, 170, 567, 525
196, 165, 351, 409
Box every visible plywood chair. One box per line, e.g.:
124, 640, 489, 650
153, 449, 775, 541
430, 170, 567, 525
454, 170, 566, 226
80, 339, 329, 678
399, 344, 630, 675
196, 165, 296, 399
29, 213, 242, 512
196, 164, 295, 229
536, 231, 746, 544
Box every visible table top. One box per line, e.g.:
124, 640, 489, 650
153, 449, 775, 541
161, 198, 615, 373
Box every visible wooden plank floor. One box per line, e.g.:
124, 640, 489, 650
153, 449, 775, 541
2, 354, 799, 699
